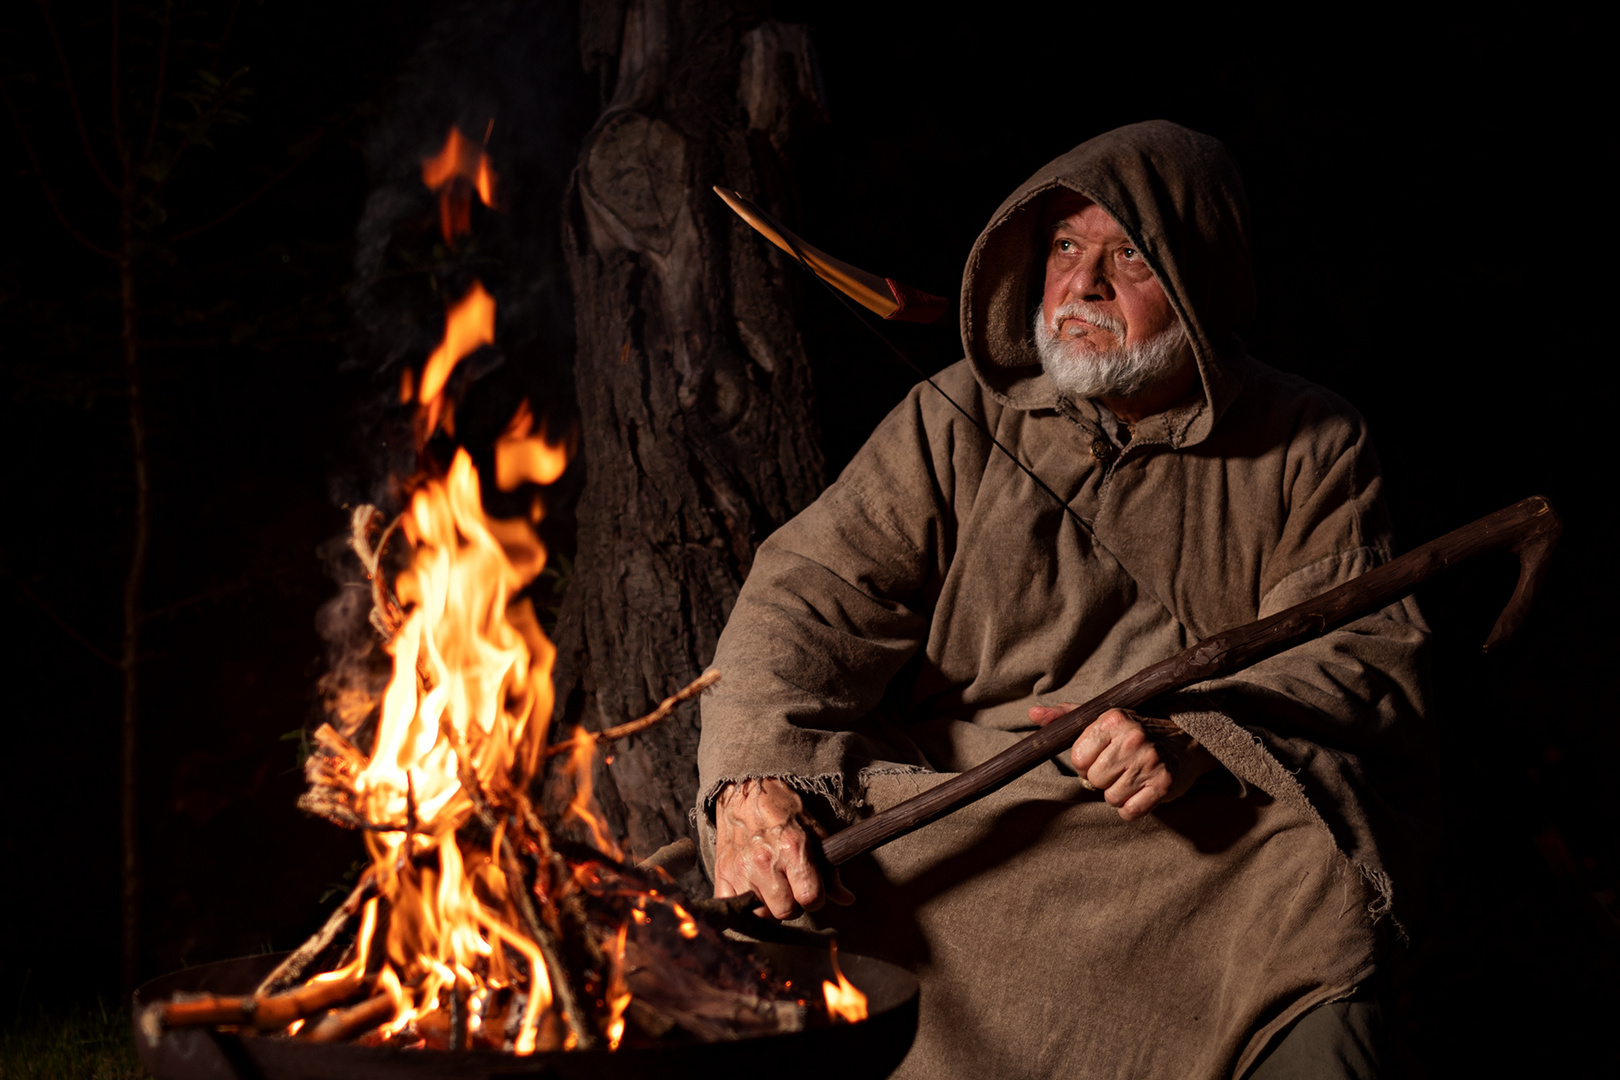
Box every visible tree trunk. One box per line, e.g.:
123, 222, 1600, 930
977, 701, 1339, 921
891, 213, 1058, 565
113, 11, 149, 996
551, 0, 827, 869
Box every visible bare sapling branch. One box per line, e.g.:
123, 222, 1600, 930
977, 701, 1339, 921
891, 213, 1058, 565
545, 670, 721, 758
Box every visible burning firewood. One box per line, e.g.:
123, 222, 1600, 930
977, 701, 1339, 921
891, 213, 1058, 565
140, 125, 866, 1061
148, 971, 366, 1032
300, 991, 398, 1043
254, 869, 378, 997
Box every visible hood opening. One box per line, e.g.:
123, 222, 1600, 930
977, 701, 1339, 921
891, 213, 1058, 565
959, 120, 1255, 441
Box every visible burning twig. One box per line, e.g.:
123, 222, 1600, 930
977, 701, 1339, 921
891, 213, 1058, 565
301, 992, 398, 1043
311, 723, 367, 773
498, 838, 598, 1050
437, 703, 599, 1050
347, 504, 404, 638
255, 869, 378, 997
544, 670, 721, 759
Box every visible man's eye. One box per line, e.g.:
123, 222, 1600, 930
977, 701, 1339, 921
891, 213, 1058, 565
1055, 238, 1075, 253
1120, 247, 1138, 260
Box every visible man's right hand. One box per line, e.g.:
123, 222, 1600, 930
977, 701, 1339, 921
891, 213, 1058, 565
712, 778, 855, 919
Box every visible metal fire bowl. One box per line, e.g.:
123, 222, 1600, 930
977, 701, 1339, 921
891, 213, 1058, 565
133, 944, 918, 1080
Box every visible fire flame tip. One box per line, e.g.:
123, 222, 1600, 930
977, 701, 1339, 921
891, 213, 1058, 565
419, 282, 496, 415
423, 126, 499, 247
821, 941, 869, 1023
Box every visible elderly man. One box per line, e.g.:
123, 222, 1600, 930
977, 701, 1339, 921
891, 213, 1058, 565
696, 121, 1432, 1078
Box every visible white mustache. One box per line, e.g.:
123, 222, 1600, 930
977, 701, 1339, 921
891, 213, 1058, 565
1049, 303, 1124, 337
1032, 302, 1188, 402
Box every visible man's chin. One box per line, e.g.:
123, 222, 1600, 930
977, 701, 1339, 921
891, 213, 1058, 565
1042, 358, 1113, 400
1045, 344, 1109, 369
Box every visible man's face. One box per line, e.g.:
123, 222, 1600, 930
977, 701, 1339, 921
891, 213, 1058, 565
1039, 194, 1178, 355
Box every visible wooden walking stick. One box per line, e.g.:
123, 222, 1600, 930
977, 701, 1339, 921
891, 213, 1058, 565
813, 495, 1562, 867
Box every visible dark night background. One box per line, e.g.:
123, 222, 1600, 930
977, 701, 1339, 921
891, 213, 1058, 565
1, 3, 1613, 1074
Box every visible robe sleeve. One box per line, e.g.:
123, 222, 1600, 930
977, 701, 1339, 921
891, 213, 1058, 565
695, 385, 957, 823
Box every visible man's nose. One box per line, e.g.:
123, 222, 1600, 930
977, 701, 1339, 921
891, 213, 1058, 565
1069, 256, 1114, 301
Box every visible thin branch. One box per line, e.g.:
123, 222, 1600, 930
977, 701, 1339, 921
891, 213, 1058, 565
140, 0, 173, 159
115, 18, 149, 992
208, 0, 244, 73
109, 0, 128, 166
348, 505, 405, 639
141, 0, 242, 211
140, 577, 252, 622
545, 670, 721, 758
1, 81, 118, 260
37, 1, 118, 197
11, 578, 121, 669
166, 135, 326, 242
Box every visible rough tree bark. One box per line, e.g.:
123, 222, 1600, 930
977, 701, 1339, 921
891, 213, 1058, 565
550, 0, 828, 867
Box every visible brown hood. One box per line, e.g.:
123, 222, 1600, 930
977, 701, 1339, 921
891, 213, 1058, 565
961, 120, 1255, 443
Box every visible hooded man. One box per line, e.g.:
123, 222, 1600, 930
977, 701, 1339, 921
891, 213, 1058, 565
695, 121, 1433, 1078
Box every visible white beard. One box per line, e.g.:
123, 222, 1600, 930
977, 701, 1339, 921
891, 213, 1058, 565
1032, 302, 1189, 401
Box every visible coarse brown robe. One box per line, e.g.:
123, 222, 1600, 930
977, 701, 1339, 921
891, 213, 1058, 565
695, 121, 1435, 1078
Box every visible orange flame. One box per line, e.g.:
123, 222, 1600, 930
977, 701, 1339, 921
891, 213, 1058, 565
348, 443, 561, 1052
563, 727, 623, 861
670, 902, 699, 940
358, 449, 552, 834
604, 920, 631, 1051
414, 126, 500, 439
822, 941, 868, 1024
495, 401, 568, 491
420, 282, 496, 413
422, 126, 496, 246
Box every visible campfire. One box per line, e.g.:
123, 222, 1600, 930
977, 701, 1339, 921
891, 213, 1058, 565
136, 126, 867, 1058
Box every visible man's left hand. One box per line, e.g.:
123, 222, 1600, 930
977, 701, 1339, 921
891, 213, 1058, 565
1028, 705, 1217, 821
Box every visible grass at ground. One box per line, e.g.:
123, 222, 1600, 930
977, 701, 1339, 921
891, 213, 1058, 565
0, 996, 148, 1080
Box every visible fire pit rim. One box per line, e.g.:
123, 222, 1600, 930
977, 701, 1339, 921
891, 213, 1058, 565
133, 945, 919, 1080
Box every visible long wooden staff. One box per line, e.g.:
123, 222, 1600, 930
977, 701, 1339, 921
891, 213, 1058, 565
812, 495, 1561, 865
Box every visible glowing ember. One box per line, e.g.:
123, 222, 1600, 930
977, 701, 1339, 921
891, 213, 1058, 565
671, 902, 699, 940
